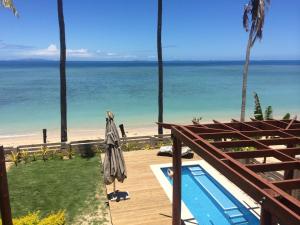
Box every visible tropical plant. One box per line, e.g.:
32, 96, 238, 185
21, 149, 30, 164
0, 0, 18, 16
32, 152, 37, 161
253, 92, 264, 120
41, 146, 49, 162
264, 105, 273, 120
157, 0, 164, 135
57, 0, 68, 142
192, 116, 202, 125
253, 92, 291, 120
240, 0, 270, 122
283, 113, 291, 120
11, 151, 20, 166
67, 146, 74, 159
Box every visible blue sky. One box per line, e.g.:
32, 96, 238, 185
0, 0, 299, 60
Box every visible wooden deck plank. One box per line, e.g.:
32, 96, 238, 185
102, 149, 200, 225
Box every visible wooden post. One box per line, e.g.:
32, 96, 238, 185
43, 129, 47, 144
260, 206, 277, 225
172, 134, 182, 225
284, 144, 295, 192
0, 146, 13, 225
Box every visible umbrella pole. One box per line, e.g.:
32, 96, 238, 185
113, 180, 116, 194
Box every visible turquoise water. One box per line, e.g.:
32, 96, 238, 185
0, 60, 299, 137
162, 165, 259, 225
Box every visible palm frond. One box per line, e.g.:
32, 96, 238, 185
253, 92, 264, 120
243, 0, 270, 46
243, 4, 251, 32
264, 106, 273, 120
1, 0, 18, 16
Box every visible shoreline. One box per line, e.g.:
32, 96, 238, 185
0, 117, 221, 147
1, 113, 298, 147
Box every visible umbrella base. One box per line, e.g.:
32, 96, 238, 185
107, 190, 130, 202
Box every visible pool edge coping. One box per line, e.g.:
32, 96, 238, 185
150, 160, 261, 224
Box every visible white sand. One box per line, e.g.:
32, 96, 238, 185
0, 118, 232, 147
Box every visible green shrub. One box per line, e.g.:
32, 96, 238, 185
39, 211, 65, 225
41, 146, 49, 162
0, 211, 65, 225
21, 149, 30, 164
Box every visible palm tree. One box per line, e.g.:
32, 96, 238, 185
157, 0, 163, 135
1, 0, 18, 16
240, 0, 270, 122
57, 0, 67, 142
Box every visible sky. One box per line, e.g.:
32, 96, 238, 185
0, 0, 299, 61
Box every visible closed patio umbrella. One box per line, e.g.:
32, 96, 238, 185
103, 111, 129, 201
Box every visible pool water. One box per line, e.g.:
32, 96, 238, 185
162, 165, 259, 225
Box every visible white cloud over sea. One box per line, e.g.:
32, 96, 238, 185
27, 44, 92, 58
0, 42, 141, 60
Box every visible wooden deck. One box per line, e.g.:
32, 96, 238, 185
103, 149, 200, 225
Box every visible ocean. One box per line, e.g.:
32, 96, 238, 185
0, 60, 299, 139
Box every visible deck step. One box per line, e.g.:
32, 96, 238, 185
230, 216, 247, 224
191, 171, 205, 176
188, 166, 202, 172
195, 176, 238, 211
225, 209, 243, 218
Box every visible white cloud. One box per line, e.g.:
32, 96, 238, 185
106, 52, 117, 56
26, 44, 92, 58
67, 48, 91, 57
27, 44, 58, 57
1, 43, 152, 60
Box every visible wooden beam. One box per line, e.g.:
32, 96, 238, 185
226, 149, 295, 162
260, 207, 274, 225
246, 161, 300, 172
0, 146, 13, 225
272, 179, 300, 191
173, 125, 300, 225
172, 132, 182, 225
259, 137, 300, 146
212, 139, 262, 148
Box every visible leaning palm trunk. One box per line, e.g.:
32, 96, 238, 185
57, 0, 67, 142
157, 0, 163, 135
240, 27, 254, 122
240, 0, 270, 122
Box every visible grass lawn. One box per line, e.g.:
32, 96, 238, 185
7, 155, 109, 224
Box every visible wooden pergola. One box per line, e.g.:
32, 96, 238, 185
161, 119, 300, 225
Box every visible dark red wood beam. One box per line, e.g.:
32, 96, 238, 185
246, 161, 300, 172
172, 130, 182, 225
272, 179, 300, 191
172, 126, 300, 224
212, 139, 262, 148
0, 146, 13, 225
259, 137, 300, 146
226, 149, 295, 162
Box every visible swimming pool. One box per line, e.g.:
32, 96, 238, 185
152, 161, 260, 225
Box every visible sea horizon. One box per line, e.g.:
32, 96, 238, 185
0, 59, 299, 144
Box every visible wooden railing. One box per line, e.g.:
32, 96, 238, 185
2, 134, 171, 158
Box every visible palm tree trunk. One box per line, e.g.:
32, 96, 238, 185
240, 29, 253, 122
57, 0, 67, 142
157, 0, 163, 135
